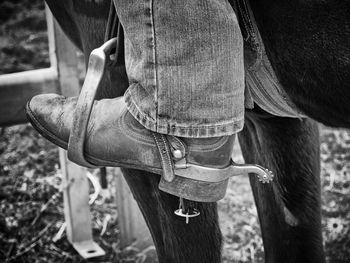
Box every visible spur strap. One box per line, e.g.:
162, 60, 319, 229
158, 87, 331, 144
152, 133, 175, 182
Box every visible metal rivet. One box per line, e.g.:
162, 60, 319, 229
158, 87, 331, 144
172, 149, 183, 159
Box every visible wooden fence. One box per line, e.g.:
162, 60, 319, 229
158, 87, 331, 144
0, 6, 151, 259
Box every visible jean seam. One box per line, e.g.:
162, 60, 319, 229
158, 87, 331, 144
125, 91, 244, 137
125, 99, 244, 137
126, 92, 244, 128
156, 119, 245, 129
149, 0, 158, 128
124, 89, 156, 123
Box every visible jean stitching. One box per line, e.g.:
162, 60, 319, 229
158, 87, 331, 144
125, 89, 156, 123
126, 92, 244, 137
149, 0, 158, 128
157, 118, 245, 130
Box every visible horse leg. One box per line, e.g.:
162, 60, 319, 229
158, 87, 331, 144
238, 112, 325, 263
121, 168, 222, 263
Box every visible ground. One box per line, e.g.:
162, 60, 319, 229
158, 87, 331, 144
0, 1, 349, 262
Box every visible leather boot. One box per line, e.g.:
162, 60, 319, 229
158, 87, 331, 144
26, 94, 237, 202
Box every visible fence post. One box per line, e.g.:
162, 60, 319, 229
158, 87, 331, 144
113, 168, 153, 250
46, 6, 105, 258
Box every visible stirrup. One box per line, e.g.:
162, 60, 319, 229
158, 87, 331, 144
67, 38, 118, 168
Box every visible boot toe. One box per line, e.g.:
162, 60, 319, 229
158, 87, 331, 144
26, 94, 76, 149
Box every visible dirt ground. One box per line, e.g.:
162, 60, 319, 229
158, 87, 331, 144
0, 1, 349, 262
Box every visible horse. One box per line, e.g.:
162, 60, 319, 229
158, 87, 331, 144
45, 0, 350, 262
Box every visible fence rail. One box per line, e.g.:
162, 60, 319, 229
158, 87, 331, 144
0, 67, 59, 126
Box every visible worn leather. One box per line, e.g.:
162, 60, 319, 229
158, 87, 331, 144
229, 0, 303, 117
26, 94, 235, 177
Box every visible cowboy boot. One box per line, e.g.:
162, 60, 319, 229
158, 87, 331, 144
26, 94, 233, 201
26, 38, 273, 203
26, 94, 272, 202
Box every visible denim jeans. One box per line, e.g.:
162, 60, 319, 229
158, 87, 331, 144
113, 0, 244, 138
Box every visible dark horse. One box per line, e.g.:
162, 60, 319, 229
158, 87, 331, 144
45, 0, 350, 262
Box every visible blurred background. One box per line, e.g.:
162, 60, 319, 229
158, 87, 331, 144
0, 0, 349, 262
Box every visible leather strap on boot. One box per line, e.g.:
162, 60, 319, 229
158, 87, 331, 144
152, 133, 176, 182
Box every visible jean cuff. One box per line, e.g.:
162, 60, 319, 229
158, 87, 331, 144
124, 92, 244, 138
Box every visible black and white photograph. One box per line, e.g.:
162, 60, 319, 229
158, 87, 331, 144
0, 0, 349, 262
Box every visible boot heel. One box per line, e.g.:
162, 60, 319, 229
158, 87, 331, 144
158, 176, 228, 202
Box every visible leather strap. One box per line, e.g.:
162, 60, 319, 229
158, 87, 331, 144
152, 133, 175, 182
104, 1, 118, 43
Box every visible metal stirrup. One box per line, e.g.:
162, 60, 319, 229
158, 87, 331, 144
67, 38, 117, 168
67, 1, 120, 167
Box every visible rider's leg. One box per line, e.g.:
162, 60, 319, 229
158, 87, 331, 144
26, 0, 244, 201
114, 0, 244, 138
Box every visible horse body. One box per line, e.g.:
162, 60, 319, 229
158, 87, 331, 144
237, 1, 350, 262
249, 0, 350, 127
45, 0, 349, 262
